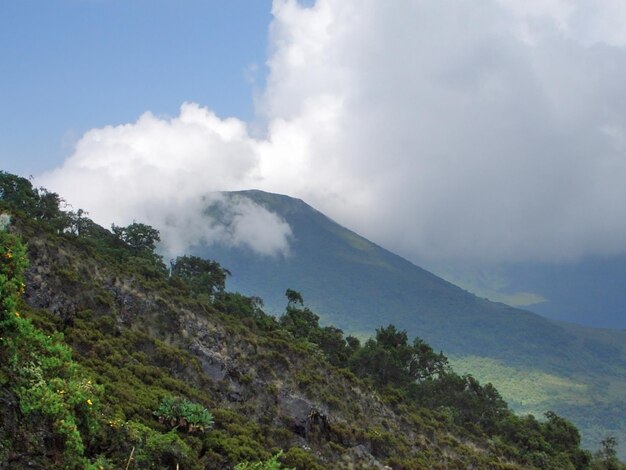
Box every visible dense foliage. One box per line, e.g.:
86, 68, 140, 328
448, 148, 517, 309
1, 170, 624, 469
0, 219, 102, 467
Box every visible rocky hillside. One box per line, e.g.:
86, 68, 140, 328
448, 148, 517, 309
0, 171, 608, 469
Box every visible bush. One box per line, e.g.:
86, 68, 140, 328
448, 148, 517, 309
154, 396, 214, 433
124, 421, 193, 469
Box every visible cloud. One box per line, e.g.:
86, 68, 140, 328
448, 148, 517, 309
39, 104, 291, 258
39, 0, 626, 264
202, 194, 293, 257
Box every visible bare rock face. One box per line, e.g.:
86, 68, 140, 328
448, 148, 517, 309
189, 340, 229, 382
277, 392, 324, 437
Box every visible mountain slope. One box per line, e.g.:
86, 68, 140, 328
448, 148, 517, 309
197, 191, 621, 373
195, 190, 626, 456
1, 170, 596, 469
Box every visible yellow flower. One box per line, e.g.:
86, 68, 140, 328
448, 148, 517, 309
14, 312, 20, 317
87, 399, 93, 406
5, 252, 12, 259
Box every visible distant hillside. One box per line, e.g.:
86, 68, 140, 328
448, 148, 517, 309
429, 256, 626, 330
194, 190, 626, 457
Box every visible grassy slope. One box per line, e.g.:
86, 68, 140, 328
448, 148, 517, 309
198, 190, 626, 458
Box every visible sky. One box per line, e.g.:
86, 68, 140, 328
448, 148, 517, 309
1, 0, 272, 174
3, 0, 626, 266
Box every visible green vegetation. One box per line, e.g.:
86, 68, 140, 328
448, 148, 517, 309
450, 355, 626, 457
154, 396, 214, 433
0, 217, 101, 467
449, 356, 590, 409
1, 170, 624, 469
234, 452, 294, 470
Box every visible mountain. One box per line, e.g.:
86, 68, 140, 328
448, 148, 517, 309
0, 170, 600, 468
194, 190, 626, 457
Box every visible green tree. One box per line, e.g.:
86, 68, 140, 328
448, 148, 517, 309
311, 326, 350, 367
65, 208, 90, 236
0, 172, 71, 232
349, 325, 448, 389
111, 222, 161, 253
280, 289, 320, 339
170, 255, 230, 299
542, 411, 582, 453
0, 171, 39, 214
592, 436, 621, 470
279, 290, 355, 366
285, 288, 303, 307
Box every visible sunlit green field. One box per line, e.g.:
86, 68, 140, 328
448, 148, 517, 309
450, 354, 626, 459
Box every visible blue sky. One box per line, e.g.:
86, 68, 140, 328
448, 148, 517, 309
1, 0, 272, 175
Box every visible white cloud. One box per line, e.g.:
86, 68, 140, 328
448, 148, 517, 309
215, 195, 293, 257
39, 104, 291, 258
39, 0, 626, 264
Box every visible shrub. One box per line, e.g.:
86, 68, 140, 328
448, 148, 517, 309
154, 396, 214, 433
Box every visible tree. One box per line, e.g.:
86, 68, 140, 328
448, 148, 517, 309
542, 411, 582, 453
312, 326, 350, 367
111, 222, 161, 253
285, 288, 304, 307
65, 208, 90, 236
409, 338, 448, 382
170, 255, 230, 299
281, 304, 320, 339
0, 171, 39, 214
0, 172, 72, 232
280, 289, 322, 341
592, 436, 621, 470
345, 336, 361, 357
349, 325, 448, 389
279, 290, 359, 367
